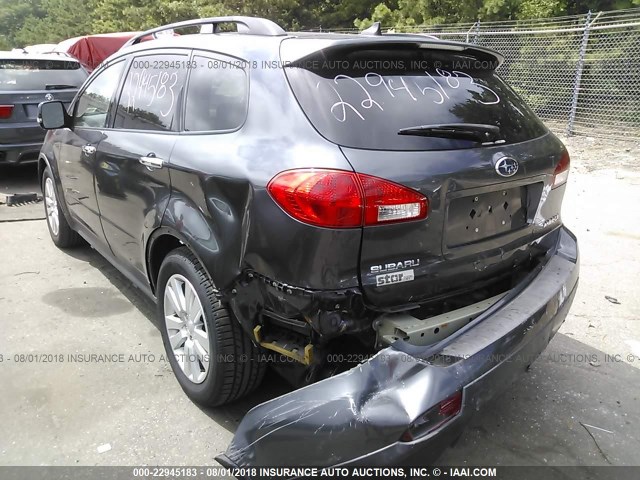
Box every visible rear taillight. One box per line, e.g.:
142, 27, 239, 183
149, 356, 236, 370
552, 151, 570, 188
267, 169, 428, 229
400, 390, 463, 442
267, 169, 363, 228
0, 105, 14, 119
358, 173, 428, 225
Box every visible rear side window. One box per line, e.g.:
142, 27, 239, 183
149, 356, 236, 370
285, 45, 547, 150
0, 59, 87, 91
74, 61, 125, 128
113, 54, 188, 132
184, 55, 247, 132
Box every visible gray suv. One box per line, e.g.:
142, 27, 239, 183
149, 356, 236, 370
36, 16, 579, 468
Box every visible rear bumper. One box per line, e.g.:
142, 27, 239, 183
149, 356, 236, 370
0, 141, 43, 164
0, 122, 45, 163
218, 226, 579, 469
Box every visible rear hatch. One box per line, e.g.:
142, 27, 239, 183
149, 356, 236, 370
282, 38, 568, 309
0, 57, 86, 143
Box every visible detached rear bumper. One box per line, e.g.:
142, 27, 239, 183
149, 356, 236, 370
218, 226, 579, 469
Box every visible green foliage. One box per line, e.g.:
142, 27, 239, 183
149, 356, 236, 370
355, 0, 638, 29
14, 0, 96, 45
0, 0, 638, 49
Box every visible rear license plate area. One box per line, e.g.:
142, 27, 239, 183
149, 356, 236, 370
446, 186, 528, 247
24, 104, 39, 119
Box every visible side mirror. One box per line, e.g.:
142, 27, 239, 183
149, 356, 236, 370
37, 101, 71, 129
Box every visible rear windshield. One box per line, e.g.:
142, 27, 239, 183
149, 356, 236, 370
285, 45, 547, 150
0, 59, 87, 91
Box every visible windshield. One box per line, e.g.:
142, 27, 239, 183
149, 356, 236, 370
285, 45, 547, 151
0, 59, 87, 91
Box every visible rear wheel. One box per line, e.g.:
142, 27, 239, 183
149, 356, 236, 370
42, 167, 83, 248
157, 247, 265, 406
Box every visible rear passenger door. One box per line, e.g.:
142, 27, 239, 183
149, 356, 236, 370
95, 51, 188, 282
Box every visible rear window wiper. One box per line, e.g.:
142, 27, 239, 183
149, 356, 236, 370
397, 123, 501, 142
45, 84, 78, 90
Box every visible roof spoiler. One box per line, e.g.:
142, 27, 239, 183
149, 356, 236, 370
121, 16, 286, 49
282, 38, 505, 69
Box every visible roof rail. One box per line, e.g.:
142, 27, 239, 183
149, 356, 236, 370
122, 16, 286, 48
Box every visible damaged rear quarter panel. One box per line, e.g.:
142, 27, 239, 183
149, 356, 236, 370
165, 56, 361, 293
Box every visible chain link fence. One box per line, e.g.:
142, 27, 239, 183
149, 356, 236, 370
316, 8, 640, 141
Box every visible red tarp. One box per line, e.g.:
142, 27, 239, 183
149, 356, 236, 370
55, 32, 140, 72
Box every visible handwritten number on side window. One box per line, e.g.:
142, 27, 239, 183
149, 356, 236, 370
159, 73, 178, 118
125, 68, 179, 118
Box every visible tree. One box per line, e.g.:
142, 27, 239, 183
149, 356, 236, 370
354, 0, 640, 30
1, 0, 639, 50
0, 0, 44, 46
14, 0, 96, 45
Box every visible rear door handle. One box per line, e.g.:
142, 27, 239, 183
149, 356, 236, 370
81, 144, 96, 155
139, 153, 164, 170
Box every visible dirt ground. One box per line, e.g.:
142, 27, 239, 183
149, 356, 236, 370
0, 134, 639, 470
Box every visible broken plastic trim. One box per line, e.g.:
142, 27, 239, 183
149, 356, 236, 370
399, 390, 463, 442
216, 227, 579, 469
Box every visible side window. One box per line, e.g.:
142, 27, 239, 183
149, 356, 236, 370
184, 55, 248, 132
114, 54, 188, 131
74, 61, 125, 128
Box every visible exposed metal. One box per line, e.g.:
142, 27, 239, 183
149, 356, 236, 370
253, 325, 314, 365
375, 292, 506, 347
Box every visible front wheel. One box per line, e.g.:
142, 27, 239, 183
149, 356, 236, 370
157, 247, 265, 406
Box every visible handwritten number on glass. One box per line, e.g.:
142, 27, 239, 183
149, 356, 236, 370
334, 75, 383, 111
322, 69, 501, 122
451, 71, 500, 105
125, 67, 179, 118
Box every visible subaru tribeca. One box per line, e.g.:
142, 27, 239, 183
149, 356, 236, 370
37, 16, 579, 467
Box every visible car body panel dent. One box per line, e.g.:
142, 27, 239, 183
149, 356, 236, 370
217, 226, 578, 468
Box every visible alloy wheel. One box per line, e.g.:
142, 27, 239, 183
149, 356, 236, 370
163, 274, 209, 384
44, 177, 59, 237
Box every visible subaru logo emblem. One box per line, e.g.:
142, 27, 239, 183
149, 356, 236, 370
495, 157, 518, 177
45, 93, 54, 101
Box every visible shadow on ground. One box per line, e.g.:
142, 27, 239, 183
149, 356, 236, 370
0, 163, 39, 195
57, 243, 293, 433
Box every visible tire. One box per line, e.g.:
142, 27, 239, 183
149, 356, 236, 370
157, 247, 265, 407
42, 167, 84, 248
